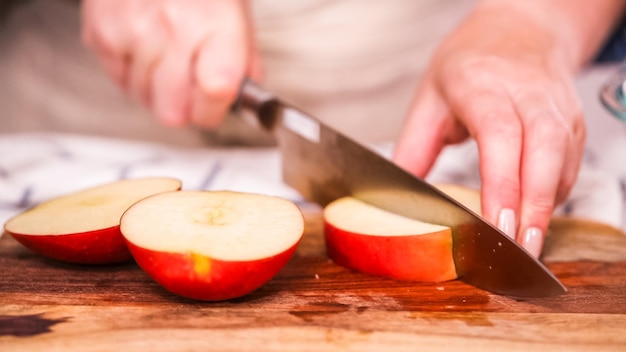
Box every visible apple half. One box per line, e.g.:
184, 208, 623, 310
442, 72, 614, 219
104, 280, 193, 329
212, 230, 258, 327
323, 197, 457, 282
4, 177, 182, 264
120, 190, 304, 301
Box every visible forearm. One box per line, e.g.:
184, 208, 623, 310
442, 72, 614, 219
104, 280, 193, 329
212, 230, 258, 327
476, 0, 626, 71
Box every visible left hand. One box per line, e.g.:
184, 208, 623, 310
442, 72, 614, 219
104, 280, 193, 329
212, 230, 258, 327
392, 2, 586, 257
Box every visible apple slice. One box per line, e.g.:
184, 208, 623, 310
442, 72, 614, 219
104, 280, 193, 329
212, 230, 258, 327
324, 197, 457, 282
120, 190, 304, 301
434, 183, 482, 215
4, 177, 182, 264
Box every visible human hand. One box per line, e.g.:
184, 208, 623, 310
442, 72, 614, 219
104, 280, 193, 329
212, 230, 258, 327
81, 0, 262, 128
392, 2, 588, 257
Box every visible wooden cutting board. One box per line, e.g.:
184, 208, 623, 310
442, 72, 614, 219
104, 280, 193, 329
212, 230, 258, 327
1, 207, 625, 352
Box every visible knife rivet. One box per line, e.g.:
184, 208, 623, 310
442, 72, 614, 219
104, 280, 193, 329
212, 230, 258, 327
497, 241, 502, 247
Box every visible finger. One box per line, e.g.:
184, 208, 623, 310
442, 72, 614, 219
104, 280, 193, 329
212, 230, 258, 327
127, 50, 161, 107
243, 1, 264, 83
151, 47, 194, 127
555, 110, 585, 204
247, 47, 265, 83
80, 0, 105, 49
443, 86, 523, 239
126, 21, 165, 107
550, 80, 587, 204
190, 39, 244, 129
516, 92, 570, 257
392, 83, 464, 178
190, 17, 248, 128
82, 24, 131, 86
95, 52, 130, 87
80, 1, 131, 87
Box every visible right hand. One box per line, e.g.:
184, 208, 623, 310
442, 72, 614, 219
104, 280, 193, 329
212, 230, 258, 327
81, 0, 262, 128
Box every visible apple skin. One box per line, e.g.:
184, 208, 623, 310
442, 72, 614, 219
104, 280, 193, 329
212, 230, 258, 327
324, 222, 457, 282
4, 177, 183, 265
9, 226, 131, 264
126, 240, 300, 301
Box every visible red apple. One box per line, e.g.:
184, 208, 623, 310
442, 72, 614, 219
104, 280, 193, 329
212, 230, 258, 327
4, 177, 182, 264
324, 197, 457, 282
120, 190, 304, 301
434, 183, 482, 215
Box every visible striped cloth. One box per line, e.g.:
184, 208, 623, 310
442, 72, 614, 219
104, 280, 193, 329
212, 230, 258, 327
0, 133, 303, 228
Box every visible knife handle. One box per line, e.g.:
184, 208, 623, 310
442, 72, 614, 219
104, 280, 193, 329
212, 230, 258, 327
232, 78, 281, 131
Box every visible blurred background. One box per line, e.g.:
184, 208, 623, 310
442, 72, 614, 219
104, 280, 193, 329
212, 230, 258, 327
0, 0, 475, 146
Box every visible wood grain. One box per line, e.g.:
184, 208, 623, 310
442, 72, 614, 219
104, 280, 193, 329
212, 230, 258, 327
1, 209, 625, 351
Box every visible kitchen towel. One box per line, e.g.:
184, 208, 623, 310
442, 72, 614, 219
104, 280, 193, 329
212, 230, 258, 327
0, 132, 303, 229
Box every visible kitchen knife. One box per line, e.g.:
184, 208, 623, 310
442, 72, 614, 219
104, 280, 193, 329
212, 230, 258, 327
234, 79, 567, 298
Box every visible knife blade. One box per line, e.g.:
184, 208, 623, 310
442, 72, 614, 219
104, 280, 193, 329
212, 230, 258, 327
235, 79, 567, 298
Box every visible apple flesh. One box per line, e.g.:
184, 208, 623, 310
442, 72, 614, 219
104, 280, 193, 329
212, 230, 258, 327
434, 183, 482, 215
120, 190, 305, 301
4, 177, 182, 264
324, 197, 457, 282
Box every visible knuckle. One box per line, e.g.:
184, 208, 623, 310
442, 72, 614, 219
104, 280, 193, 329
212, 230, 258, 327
485, 179, 521, 211
494, 177, 521, 197
527, 115, 570, 149
476, 116, 523, 148
525, 197, 555, 220
484, 117, 522, 138
452, 55, 502, 86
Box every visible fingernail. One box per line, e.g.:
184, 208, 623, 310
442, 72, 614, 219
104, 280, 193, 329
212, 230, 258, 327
521, 227, 543, 258
497, 208, 516, 239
